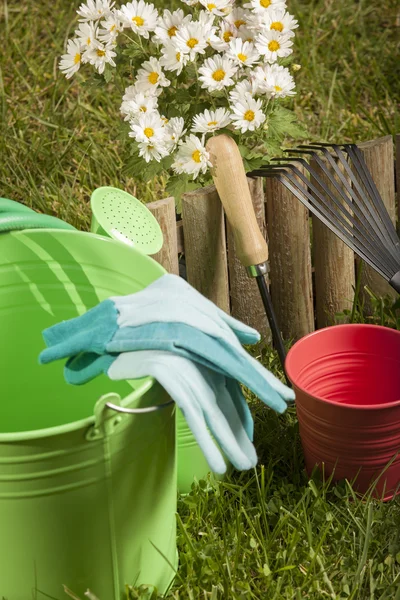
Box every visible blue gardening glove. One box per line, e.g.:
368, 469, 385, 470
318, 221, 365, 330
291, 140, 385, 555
39, 273, 261, 360
46, 320, 294, 415
101, 349, 258, 474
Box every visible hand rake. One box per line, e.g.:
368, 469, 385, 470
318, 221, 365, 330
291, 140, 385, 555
206, 135, 289, 383
250, 143, 400, 294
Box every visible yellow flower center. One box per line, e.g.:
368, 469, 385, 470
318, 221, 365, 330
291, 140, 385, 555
132, 16, 145, 26
110, 24, 116, 32
87, 37, 91, 45
187, 37, 198, 49
192, 150, 202, 163
260, 0, 271, 7
244, 110, 255, 122
274, 85, 282, 92
144, 127, 154, 138
140, 105, 147, 112
207, 2, 216, 9
168, 25, 178, 37
74, 53, 81, 64
223, 30, 233, 42
270, 21, 283, 32
268, 40, 280, 52
208, 121, 218, 127
234, 19, 246, 28
96, 49, 106, 57
148, 71, 159, 84
176, 52, 181, 61
237, 53, 247, 62
212, 69, 226, 81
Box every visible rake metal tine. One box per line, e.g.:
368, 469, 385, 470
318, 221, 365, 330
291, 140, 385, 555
295, 145, 400, 271
279, 162, 396, 274
259, 159, 398, 277
272, 170, 391, 280
330, 144, 400, 264
344, 144, 400, 253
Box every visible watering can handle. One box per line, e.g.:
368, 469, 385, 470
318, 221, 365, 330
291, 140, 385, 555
105, 398, 174, 414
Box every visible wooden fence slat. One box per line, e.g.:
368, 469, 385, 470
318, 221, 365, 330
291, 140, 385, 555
357, 136, 396, 303
147, 196, 179, 275
226, 177, 271, 341
265, 168, 314, 341
181, 185, 230, 312
311, 159, 355, 327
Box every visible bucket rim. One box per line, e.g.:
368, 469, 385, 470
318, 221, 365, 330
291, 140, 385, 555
286, 324, 400, 411
0, 229, 168, 442
0, 377, 158, 442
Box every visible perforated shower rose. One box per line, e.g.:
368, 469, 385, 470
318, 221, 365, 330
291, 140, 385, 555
60, 0, 305, 203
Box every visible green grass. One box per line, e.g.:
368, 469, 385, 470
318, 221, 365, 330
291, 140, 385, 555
0, 0, 398, 228
2, 1, 400, 597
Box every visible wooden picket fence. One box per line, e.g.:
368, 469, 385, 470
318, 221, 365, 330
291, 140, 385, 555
147, 135, 400, 343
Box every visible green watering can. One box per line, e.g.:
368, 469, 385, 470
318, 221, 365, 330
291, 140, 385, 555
0, 228, 177, 599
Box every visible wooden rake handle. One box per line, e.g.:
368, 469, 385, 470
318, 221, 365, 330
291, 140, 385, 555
206, 134, 269, 268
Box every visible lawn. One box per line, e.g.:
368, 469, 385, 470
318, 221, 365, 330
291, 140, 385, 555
1, 0, 400, 598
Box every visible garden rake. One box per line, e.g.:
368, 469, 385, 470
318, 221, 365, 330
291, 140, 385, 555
251, 143, 400, 294
206, 135, 289, 384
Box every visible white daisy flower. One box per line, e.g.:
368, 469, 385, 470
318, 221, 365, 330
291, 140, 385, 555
77, 0, 114, 22
172, 134, 212, 179
224, 6, 250, 30
75, 22, 98, 51
192, 108, 231, 133
129, 110, 166, 144
180, 0, 200, 5
226, 38, 260, 68
98, 14, 124, 43
209, 21, 237, 51
165, 117, 186, 151
254, 63, 295, 97
229, 78, 257, 102
122, 83, 155, 102
83, 41, 117, 74
59, 39, 82, 79
135, 57, 171, 94
120, 92, 158, 121
118, 0, 158, 39
255, 30, 293, 62
237, 26, 256, 43
249, 8, 298, 37
199, 0, 233, 17
159, 41, 189, 75
138, 139, 169, 162
174, 21, 211, 60
198, 55, 238, 92
244, 0, 287, 15
154, 9, 191, 43
230, 93, 266, 133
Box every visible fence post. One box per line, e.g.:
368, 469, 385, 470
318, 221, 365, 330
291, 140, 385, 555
147, 196, 179, 275
357, 136, 396, 304
311, 159, 355, 327
181, 185, 230, 312
226, 177, 270, 341
265, 168, 314, 341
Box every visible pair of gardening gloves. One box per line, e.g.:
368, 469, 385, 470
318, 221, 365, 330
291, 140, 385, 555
39, 274, 295, 474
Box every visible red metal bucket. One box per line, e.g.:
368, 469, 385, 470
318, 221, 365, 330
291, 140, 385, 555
285, 324, 400, 500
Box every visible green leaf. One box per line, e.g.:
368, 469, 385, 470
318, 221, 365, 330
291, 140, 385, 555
166, 175, 199, 214
121, 152, 144, 178
266, 105, 308, 142
103, 64, 114, 83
